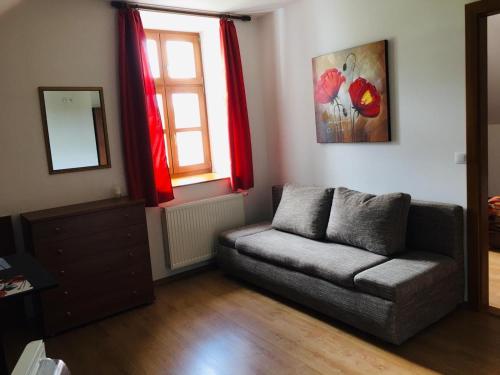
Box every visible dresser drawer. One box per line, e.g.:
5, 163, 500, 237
41, 260, 152, 305
31, 205, 145, 240
34, 224, 148, 265
41, 244, 150, 283
41, 262, 153, 335
42, 283, 153, 336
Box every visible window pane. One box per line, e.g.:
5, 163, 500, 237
147, 39, 160, 78
166, 41, 196, 79
164, 133, 169, 167
176, 131, 204, 166
172, 93, 201, 128
155, 93, 169, 167
155, 93, 166, 128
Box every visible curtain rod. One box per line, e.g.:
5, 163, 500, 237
110, 1, 252, 21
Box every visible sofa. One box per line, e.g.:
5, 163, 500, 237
217, 185, 464, 345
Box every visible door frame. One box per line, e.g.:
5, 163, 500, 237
466, 0, 500, 312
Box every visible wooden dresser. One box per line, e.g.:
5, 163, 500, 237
21, 198, 154, 336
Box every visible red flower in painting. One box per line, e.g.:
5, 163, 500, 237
314, 68, 346, 104
348, 77, 381, 118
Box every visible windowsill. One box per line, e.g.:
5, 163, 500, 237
171, 172, 230, 188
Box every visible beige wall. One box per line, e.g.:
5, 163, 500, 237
489, 124, 500, 196
2, 0, 472, 282
0, 0, 272, 280
0, 0, 126, 216
0, 0, 128, 256
488, 15, 500, 197
489, 14, 500, 125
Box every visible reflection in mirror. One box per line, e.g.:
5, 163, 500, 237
39, 87, 110, 174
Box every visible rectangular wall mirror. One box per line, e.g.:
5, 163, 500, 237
39, 87, 111, 174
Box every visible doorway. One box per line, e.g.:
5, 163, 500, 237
487, 14, 500, 311
466, 0, 500, 314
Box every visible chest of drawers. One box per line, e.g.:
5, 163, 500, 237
21, 198, 154, 336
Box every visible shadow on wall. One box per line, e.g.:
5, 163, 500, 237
0, 0, 22, 16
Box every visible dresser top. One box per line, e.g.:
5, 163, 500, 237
21, 197, 144, 222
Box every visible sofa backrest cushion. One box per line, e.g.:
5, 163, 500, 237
325, 187, 411, 256
272, 185, 464, 263
272, 184, 334, 240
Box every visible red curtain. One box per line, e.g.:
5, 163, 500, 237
118, 8, 174, 206
220, 19, 254, 191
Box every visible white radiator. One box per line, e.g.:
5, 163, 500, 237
162, 194, 245, 270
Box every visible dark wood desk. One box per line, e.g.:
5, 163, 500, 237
0, 216, 15, 256
0, 253, 57, 374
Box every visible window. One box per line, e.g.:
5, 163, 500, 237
145, 30, 212, 177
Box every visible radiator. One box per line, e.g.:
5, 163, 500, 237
162, 194, 245, 270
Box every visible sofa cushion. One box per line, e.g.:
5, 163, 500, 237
353, 251, 458, 301
326, 187, 411, 256
235, 229, 388, 288
272, 184, 334, 240
219, 222, 272, 248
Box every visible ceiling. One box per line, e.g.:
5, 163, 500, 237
121, 0, 294, 14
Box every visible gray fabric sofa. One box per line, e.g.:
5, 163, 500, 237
217, 185, 464, 345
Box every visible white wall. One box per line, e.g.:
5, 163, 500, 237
257, 0, 469, 207
0, 0, 272, 281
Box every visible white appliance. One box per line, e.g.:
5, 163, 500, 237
12, 341, 70, 375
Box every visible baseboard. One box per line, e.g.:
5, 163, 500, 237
154, 261, 217, 286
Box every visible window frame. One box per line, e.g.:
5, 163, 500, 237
145, 29, 212, 177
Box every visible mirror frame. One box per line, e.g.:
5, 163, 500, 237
38, 86, 111, 174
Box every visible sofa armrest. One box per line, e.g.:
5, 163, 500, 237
219, 222, 272, 248
353, 251, 459, 301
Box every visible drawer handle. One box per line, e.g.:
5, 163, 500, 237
59, 270, 65, 276
55, 227, 61, 233
63, 290, 69, 296
124, 213, 130, 218
57, 249, 64, 255
66, 311, 72, 317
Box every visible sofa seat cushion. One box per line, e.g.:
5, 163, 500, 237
354, 251, 458, 302
235, 229, 388, 288
219, 222, 272, 248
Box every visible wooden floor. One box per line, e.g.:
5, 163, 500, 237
46, 270, 500, 375
490, 250, 500, 309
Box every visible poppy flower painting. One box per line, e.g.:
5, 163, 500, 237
314, 68, 346, 104
312, 40, 390, 143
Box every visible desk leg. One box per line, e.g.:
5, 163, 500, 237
0, 312, 9, 375
0, 341, 7, 375
31, 294, 44, 339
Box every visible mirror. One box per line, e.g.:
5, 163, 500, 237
38, 87, 111, 174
